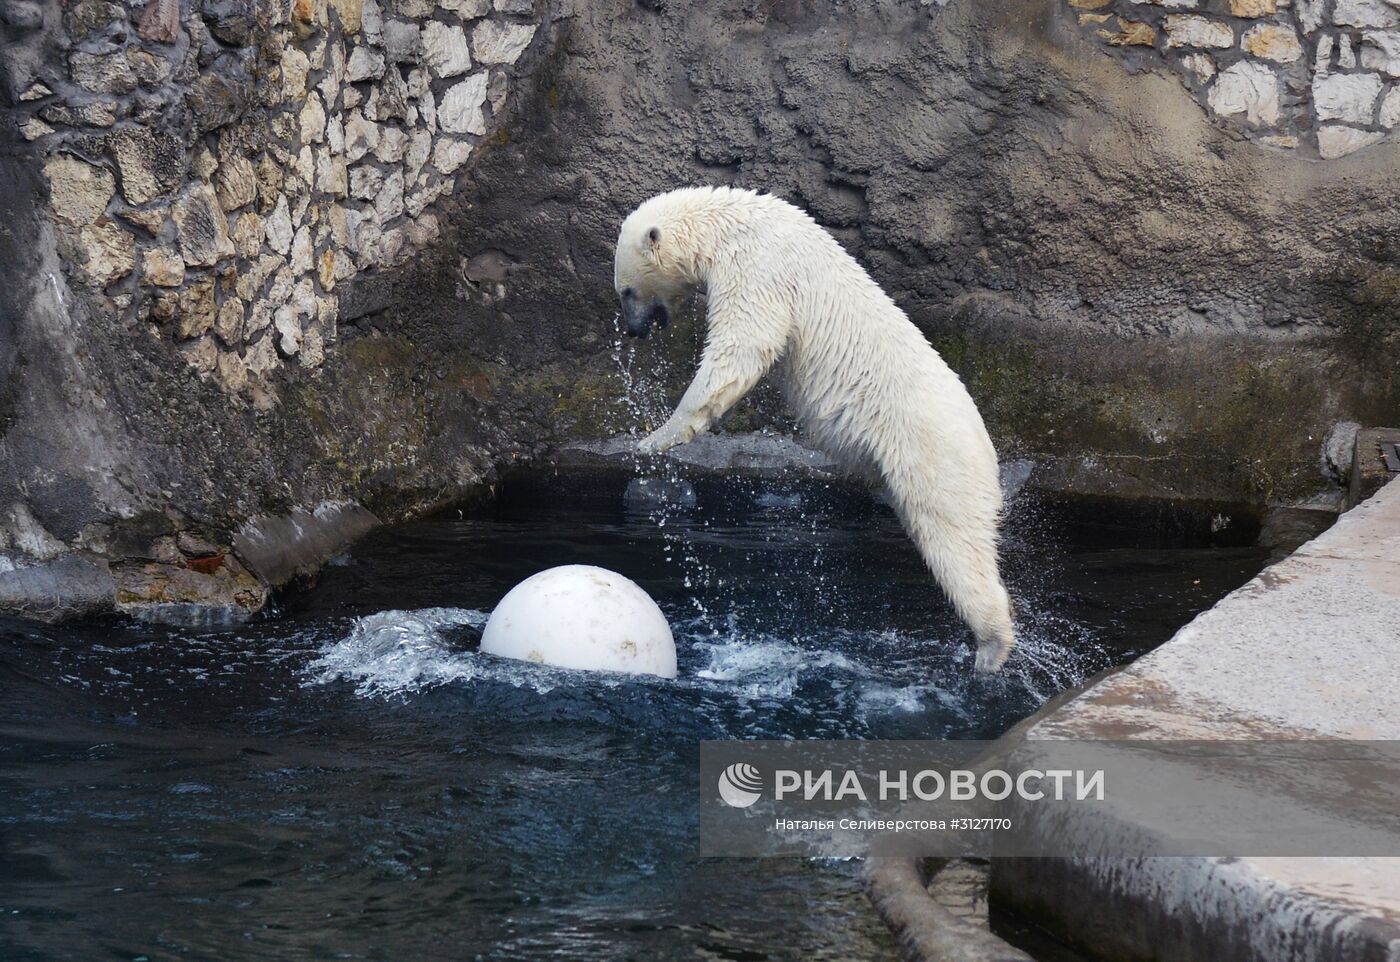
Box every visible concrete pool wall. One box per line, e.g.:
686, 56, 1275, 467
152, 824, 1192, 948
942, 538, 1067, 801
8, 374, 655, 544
872, 474, 1400, 961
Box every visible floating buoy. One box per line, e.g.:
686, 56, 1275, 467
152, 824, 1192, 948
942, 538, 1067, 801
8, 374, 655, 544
480, 565, 677, 678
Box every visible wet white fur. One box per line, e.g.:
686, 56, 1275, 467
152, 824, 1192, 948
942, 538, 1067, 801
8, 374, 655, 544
614, 186, 1015, 672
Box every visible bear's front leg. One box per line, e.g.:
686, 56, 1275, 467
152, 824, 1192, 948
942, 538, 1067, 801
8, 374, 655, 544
636, 358, 735, 455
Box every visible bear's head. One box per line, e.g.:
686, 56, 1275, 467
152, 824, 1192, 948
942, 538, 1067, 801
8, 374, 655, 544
613, 191, 708, 338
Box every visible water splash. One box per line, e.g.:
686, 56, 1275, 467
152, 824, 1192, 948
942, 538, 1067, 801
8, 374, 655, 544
306, 607, 492, 698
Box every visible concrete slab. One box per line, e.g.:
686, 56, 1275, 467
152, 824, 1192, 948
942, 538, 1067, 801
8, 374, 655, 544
990, 477, 1400, 962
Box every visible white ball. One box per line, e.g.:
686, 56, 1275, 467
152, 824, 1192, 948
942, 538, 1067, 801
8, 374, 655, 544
480, 565, 677, 678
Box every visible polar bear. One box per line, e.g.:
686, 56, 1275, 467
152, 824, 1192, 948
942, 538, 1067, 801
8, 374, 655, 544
613, 186, 1016, 672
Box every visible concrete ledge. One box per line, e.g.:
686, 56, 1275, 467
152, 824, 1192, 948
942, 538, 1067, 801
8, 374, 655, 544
0, 553, 115, 621
987, 477, 1400, 962
233, 500, 381, 587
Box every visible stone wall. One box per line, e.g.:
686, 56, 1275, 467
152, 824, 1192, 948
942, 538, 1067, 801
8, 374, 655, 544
2, 0, 1399, 624
11, 0, 539, 397
1068, 0, 1400, 158
0, 0, 553, 622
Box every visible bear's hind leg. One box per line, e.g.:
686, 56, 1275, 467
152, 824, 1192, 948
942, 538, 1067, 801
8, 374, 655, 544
887, 482, 1016, 673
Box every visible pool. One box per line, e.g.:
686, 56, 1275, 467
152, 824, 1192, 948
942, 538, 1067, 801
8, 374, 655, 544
0, 471, 1270, 960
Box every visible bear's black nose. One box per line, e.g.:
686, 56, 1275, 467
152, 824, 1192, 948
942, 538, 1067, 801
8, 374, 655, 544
621, 297, 668, 338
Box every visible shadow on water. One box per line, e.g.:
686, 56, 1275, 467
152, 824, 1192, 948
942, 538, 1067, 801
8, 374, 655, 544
0, 471, 1270, 961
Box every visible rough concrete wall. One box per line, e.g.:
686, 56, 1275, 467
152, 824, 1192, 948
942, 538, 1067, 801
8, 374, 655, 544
443, 0, 1400, 503
0, 0, 554, 619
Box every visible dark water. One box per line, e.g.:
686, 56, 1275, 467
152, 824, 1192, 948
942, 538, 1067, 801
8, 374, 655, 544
0, 472, 1270, 961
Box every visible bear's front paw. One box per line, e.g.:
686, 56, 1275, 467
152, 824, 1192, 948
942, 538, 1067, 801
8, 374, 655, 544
639, 424, 695, 455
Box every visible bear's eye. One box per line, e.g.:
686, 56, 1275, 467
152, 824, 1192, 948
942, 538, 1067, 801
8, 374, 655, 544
621, 287, 635, 300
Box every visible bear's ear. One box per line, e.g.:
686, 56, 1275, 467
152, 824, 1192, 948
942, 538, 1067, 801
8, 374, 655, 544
645, 226, 661, 249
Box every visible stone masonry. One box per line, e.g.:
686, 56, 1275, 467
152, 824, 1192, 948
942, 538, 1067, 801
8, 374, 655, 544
14, 0, 540, 398
1068, 0, 1400, 158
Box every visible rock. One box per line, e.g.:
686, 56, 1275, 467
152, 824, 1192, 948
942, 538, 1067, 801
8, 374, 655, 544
282, 48, 310, 100
201, 0, 258, 44
422, 21, 472, 77
18, 82, 50, 101
328, 0, 363, 32
274, 304, 302, 354
1333, 0, 1400, 28
431, 137, 474, 173
265, 196, 293, 254
316, 151, 348, 196
1316, 33, 1336, 73
495, 0, 532, 11
1180, 52, 1216, 82
64, 0, 123, 34
176, 276, 217, 338
374, 170, 405, 222
149, 290, 179, 322
300, 93, 327, 143
1312, 71, 1383, 123
1340, 35, 1358, 69
77, 222, 136, 286
18, 117, 54, 141
349, 164, 384, 198
346, 45, 386, 80
255, 155, 284, 212
291, 224, 314, 273
215, 297, 245, 345
366, 68, 410, 121
382, 19, 420, 61
298, 324, 325, 367
361, 0, 383, 41
173, 184, 236, 267
44, 155, 116, 227
70, 51, 138, 94
440, 0, 491, 17
105, 127, 185, 206
40, 100, 119, 127
471, 20, 535, 64
120, 206, 167, 236
1207, 61, 1280, 126
318, 248, 338, 289
405, 180, 449, 216
128, 49, 174, 87
138, 0, 180, 43
406, 128, 433, 175
215, 153, 258, 211
216, 348, 250, 391
292, 0, 325, 30
1317, 124, 1385, 158
1259, 134, 1298, 149
1101, 18, 1155, 46
244, 331, 279, 376
344, 111, 379, 161
178, 334, 218, 373
1164, 16, 1234, 50
1229, 0, 1275, 13
374, 124, 408, 162
1380, 86, 1400, 126
1360, 31, 1400, 76
1241, 24, 1302, 63
438, 72, 489, 134
192, 146, 219, 182
142, 247, 186, 287
187, 62, 251, 132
